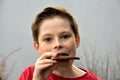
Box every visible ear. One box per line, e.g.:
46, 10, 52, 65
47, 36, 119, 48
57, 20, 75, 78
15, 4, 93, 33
75, 35, 80, 48
34, 41, 40, 53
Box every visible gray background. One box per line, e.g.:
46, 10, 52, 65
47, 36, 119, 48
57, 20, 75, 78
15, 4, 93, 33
0, 0, 120, 80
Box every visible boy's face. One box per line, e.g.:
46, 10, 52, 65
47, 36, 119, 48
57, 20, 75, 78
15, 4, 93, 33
34, 16, 80, 58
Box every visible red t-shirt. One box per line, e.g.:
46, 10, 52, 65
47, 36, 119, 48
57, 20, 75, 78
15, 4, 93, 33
18, 65, 100, 80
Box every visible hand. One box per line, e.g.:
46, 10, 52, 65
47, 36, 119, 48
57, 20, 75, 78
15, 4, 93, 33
32, 52, 57, 80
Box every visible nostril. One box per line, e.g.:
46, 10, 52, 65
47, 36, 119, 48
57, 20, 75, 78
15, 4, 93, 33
54, 45, 63, 49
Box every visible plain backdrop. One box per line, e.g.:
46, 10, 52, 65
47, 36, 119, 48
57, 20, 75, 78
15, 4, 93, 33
0, 0, 120, 80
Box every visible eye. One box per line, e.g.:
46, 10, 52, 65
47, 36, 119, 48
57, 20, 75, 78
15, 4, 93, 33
61, 34, 71, 40
43, 37, 52, 43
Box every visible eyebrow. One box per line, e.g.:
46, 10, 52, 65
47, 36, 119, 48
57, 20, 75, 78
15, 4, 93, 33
60, 31, 72, 35
41, 31, 71, 37
42, 34, 52, 38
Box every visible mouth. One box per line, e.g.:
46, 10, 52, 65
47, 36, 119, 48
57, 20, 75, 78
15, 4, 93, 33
57, 52, 69, 56
51, 52, 80, 61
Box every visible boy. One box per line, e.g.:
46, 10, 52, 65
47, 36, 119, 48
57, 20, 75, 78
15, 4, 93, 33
19, 6, 100, 80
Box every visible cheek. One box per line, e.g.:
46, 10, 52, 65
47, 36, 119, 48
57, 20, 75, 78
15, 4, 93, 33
38, 43, 52, 54
66, 40, 76, 54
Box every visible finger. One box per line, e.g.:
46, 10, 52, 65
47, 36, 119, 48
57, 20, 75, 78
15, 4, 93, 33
36, 62, 55, 70
36, 59, 57, 65
39, 52, 57, 60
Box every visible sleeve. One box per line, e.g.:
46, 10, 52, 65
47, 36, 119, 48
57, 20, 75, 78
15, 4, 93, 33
18, 66, 34, 80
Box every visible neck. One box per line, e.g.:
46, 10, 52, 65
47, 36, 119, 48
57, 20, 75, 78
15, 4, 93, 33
53, 65, 86, 78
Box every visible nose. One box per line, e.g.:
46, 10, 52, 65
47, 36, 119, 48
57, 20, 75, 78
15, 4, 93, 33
53, 38, 63, 50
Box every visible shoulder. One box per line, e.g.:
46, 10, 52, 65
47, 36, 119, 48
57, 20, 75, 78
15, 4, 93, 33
79, 68, 101, 80
18, 65, 35, 80
21, 65, 35, 74
25, 65, 35, 71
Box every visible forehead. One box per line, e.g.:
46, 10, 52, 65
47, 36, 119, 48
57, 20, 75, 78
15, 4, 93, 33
39, 16, 72, 34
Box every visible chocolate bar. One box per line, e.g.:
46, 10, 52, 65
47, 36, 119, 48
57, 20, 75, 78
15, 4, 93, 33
52, 56, 80, 61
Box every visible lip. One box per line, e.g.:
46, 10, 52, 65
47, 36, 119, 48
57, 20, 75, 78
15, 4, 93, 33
57, 52, 69, 56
